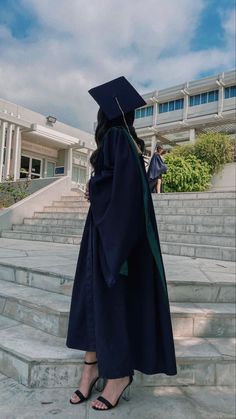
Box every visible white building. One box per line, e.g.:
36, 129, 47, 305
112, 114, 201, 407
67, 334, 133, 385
134, 69, 236, 154
0, 98, 95, 185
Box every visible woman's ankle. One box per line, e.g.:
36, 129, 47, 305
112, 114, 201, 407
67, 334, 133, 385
85, 351, 97, 363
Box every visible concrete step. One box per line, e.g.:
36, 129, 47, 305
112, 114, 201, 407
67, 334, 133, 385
0, 280, 70, 337
43, 206, 89, 213
156, 214, 235, 226
12, 224, 84, 235
24, 217, 86, 227
153, 197, 235, 208
2, 230, 235, 261
24, 217, 235, 236
159, 231, 235, 248
0, 260, 235, 303
61, 195, 86, 201
154, 206, 235, 216
1, 231, 82, 245
34, 212, 87, 220
0, 320, 234, 387
161, 242, 235, 262
0, 279, 234, 338
158, 222, 236, 236
152, 191, 236, 200
52, 201, 90, 208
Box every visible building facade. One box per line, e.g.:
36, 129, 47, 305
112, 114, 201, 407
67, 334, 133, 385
134, 69, 236, 154
0, 99, 95, 186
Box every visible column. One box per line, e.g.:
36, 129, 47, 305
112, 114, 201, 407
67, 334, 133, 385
151, 135, 157, 155
12, 125, 21, 181
189, 128, 196, 143
86, 150, 92, 181
0, 121, 7, 182
43, 158, 48, 178
218, 85, 224, 114
183, 93, 189, 120
65, 147, 73, 178
4, 123, 13, 180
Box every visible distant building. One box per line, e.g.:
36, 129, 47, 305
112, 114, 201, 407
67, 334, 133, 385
134, 69, 236, 154
0, 98, 95, 185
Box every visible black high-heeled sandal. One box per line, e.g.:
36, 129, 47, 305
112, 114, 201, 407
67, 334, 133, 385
70, 360, 104, 405
92, 375, 133, 411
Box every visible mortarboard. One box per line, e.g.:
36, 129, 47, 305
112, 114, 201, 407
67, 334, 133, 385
88, 76, 146, 120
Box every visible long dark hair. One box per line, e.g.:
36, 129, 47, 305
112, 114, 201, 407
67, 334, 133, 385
90, 108, 138, 168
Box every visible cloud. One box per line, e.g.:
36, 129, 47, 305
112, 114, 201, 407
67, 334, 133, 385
0, 0, 235, 132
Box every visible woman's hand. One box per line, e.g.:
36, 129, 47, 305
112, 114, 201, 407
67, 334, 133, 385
84, 181, 90, 201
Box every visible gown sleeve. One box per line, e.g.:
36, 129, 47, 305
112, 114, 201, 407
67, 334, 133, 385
89, 127, 144, 287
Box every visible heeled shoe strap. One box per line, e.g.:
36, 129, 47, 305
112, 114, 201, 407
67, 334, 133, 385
84, 360, 97, 365
96, 396, 113, 409
71, 389, 86, 404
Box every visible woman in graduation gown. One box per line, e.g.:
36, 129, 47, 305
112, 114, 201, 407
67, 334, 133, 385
66, 77, 177, 411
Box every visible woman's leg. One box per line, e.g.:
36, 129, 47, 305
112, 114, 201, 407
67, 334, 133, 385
157, 178, 162, 193
70, 351, 98, 403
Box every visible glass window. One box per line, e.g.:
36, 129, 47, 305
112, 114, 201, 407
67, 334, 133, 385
140, 108, 146, 117
163, 103, 168, 113
146, 106, 153, 116
135, 109, 141, 119
194, 95, 200, 106
169, 101, 175, 111
159, 103, 163, 113
20, 156, 30, 178
208, 90, 217, 102
175, 99, 184, 110
201, 92, 207, 104
47, 161, 55, 177
225, 87, 230, 99
225, 85, 236, 98
189, 96, 194, 106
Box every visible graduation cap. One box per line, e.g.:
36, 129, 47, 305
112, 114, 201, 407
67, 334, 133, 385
88, 76, 146, 120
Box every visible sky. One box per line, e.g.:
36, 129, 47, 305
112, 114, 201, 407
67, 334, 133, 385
0, 0, 235, 132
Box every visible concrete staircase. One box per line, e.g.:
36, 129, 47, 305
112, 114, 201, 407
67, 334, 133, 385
1, 189, 235, 261
0, 248, 235, 388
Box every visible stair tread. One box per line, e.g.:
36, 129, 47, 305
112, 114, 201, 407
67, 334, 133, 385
162, 241, 236, 250
0, 319, 234, 362
2, 231, 82, 238
0, 279, 70, 313
0, 279, 235, 317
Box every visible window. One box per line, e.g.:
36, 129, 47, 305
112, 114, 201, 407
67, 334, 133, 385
159, 98, 184, 113
208, 90, 218, 102
175, 99, 184, 110
200, 92, 207, 104
135, 105, 153, 119
146, 106, 154, 116
190, 90, 219, 106
194, 95, 201, 106
169, 101, 175, 111
135, 109, 141, 118
225, 85, 236, 99
20, 155, 42, 179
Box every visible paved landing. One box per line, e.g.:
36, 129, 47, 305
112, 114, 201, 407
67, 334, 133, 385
0, 374, 234, 419
0, 238, 235, 282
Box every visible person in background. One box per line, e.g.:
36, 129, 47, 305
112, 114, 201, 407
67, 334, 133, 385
147, 145, 168, 193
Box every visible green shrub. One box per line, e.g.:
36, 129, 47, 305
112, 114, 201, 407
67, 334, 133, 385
163, 154, 211, 192
0, 177, 31, 208
171, 143, 195, 158
193, 133, 234, 174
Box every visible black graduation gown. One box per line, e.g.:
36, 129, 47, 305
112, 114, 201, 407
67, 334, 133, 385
66, 126, 177, 379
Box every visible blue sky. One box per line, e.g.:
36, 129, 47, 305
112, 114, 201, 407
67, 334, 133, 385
0, 0, 235, 131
